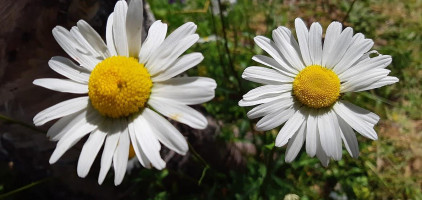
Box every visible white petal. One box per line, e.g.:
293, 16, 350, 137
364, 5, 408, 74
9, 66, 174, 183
34, 96, 89, 126
305, 110, 318, 157
337, 101, 380, 125
77, 128, 106, 178
333, 101, 378, 140
353, 76, 398, 92
318, 110, 342, 160
70, 26, 102, 58
252, 55, 296, 77
162, 22, 197, 47
333, 35, 374, 74
295, 18, 312, 66
133, 114, 166, 169
106, 13, 117, 56
148, 97, 208, 129
256, 105, 295, 131
275, 26, 302, 59
147, 34, 199, 76
151, 77, 216, 105
316, 133, 330, 167
128, 119, 152, 168
126, 0, 143, 57
48, 56, 90, 83
143, 108, 188, 155
98, 119, 122, 185
49, 108, 102, 164
47, 110, 84, 140
254, 36, 298, 74
113, 126, 130, 185
52, 26, 100, 70
272, 27, 305, 71
153, 53, 204, 82
341, 69, 390, 93
33, 78, 88, 94
308, 22, 323, 66
324, 27, 353, 69
338, 116, 359, 158
339, 55, 392, 81
77, 20, 109, 58
242, 84, 292, 101
242, 66, 294, 85
138, 20, 167, 64
113, 1, 129, 56
247, 97, 294, 119
322, 21, 342, 67
275, 107, 306, 147
238, 92, 291, 107
285, 122, 306, 162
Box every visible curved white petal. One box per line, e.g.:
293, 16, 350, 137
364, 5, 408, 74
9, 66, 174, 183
339, 55, 392, 81
113, 1, 129, 56
318, 110, 342, 160
242, 66, 294, 85
285, 122, 306, 163
308, 22, 323, 66
138, 20, 167, 64
33, 78, 88, 94
242, 84, 292, 101
98, 119, 122, 185
272, 27, 305, 71
152, 53, 204, 82
113, 126, 130, 185
106, 13, 117, 56
254, 36, 298, 74
322, 21, 342, 67
341, 69, 390, 93
128, 119, 152, 168
49, 108, 102, 164
238, 92, 291, 107
70, 26, 102, 58
126, 0, 143, 57
256, 105, 295, 131
275, 107, 306, 147
295, 18, 312, 66
47, 110, 84, 141
333, 35, 374, 74
34, 96, 89, 126
353, 76, 398, 92
247, 97, 294, 119
147, 34, 199, 76
151, 77, 216, 105
48, 56, 90, 83
143, 108, 188, 155
133, 114, 166, 169
252, 55, 296, 77
333, 101, 378, 140
77, 20, 109, 58
338, 116, 359, 158
305, 109, 318, 157
324, 27, 353, 69
77, 128, 106, 178
148, 97, 208, 129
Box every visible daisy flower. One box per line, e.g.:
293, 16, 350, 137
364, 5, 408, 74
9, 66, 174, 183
239, 18, 398, 166
33, 0, 216, 185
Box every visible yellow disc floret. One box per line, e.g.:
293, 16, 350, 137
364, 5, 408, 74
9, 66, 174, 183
88, 56, 152, 118
293, 65, 340, 108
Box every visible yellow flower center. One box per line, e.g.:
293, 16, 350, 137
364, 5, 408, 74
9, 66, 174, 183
88, 56, 152, 118
293, 65, 340, 108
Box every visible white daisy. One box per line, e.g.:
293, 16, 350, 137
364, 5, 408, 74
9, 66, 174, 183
33, 0, 216, 185
239, 18, 398, 166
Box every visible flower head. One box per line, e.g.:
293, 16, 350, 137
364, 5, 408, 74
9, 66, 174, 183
239, 18, 398, 166
33, 0, 216, 185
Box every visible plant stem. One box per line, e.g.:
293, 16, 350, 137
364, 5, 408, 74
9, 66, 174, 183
342, 0, 358, 23
188, 142, 210, 185
0, 114, 45, 133
0, 178, 50, 199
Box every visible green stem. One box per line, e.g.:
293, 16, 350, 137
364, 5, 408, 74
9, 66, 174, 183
0, 178, 50, 199
188, 142, 210, 185
342, 0, 358, 23
0, 114, 45, 133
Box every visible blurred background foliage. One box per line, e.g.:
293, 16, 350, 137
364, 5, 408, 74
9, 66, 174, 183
0, 0, 421, 199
